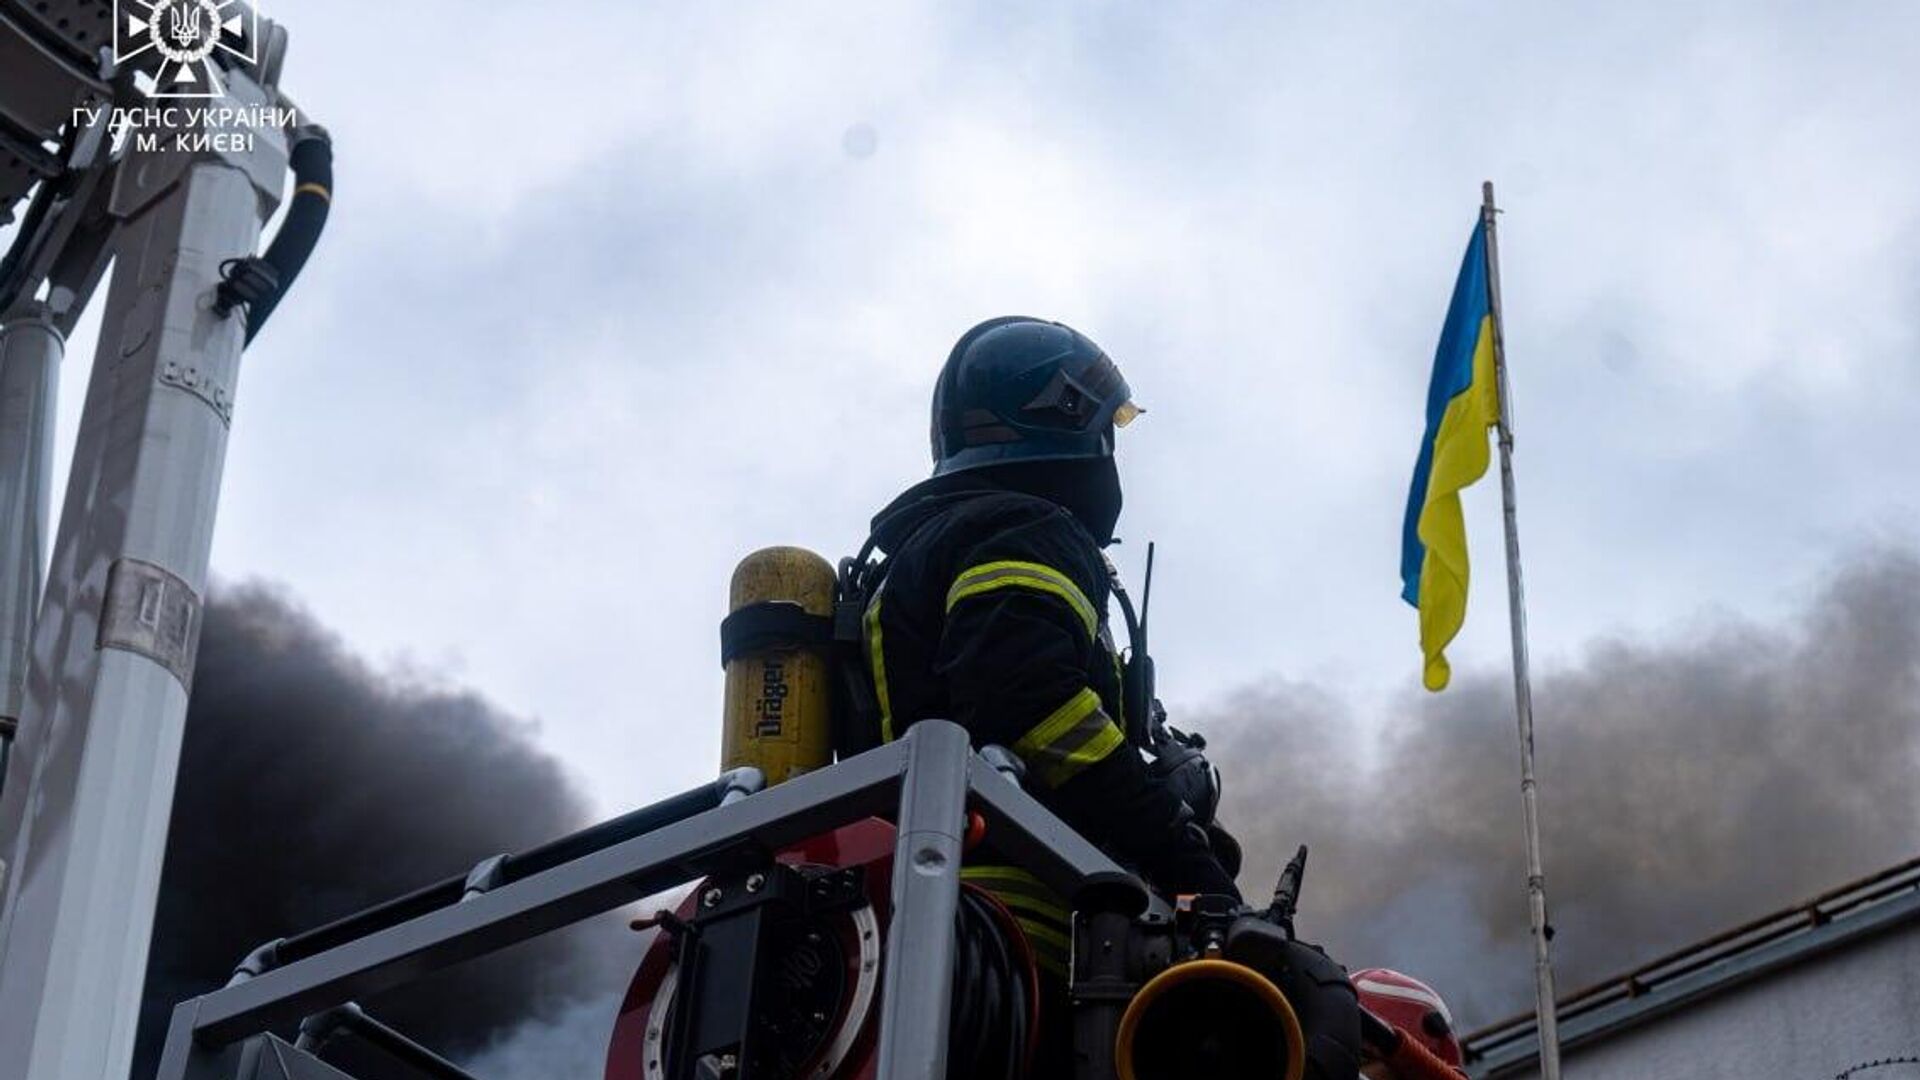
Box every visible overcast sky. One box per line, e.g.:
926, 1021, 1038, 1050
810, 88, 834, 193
40, 1, 1920, 817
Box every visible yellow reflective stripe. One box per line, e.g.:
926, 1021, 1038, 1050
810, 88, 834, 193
1012, 688, 1125, 787
1054, 720, 1126, 786
963, 867, 1071, 922
965, 866, 1071, 975
1012, 689, 1100, 758
864, 588, 895, 743
945, 560, 1098, 639
1015, 917, 1070, 976
988, 904, 1069, 970
961, 864, 1052, 893
1016, 917, 1071, 952
993, 891, 1067, 921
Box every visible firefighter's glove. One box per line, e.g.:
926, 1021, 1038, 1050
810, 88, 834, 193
1144, 821, 1243, 902
1205, 821, 1244, 880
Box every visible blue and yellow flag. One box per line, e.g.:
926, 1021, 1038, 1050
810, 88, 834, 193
1401, 222, 1502, 691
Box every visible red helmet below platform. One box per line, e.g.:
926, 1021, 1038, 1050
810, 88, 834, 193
1352, 967, 1464, 1070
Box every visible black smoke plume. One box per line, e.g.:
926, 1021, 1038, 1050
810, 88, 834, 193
1203, 545, 1920, 1029
131, 548, 1920, 1070
134, 584, 635, 1078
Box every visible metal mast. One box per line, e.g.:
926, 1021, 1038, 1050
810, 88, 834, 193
0, 4, 318, 1076
1481, 179, 1563, 1079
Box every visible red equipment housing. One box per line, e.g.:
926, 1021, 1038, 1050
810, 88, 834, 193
606, 817, 1038, 1080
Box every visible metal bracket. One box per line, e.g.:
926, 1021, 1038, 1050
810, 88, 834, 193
97, 556, 201, 687
459, 855, 508, 901
293, 1003, 479, 1080
978, 743, 1026, 785
227, 938, 285, 987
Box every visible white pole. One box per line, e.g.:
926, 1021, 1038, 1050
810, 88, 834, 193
1481, 180, 1563, 1079
0, 74, 287, 1080
0, 307, 63, 812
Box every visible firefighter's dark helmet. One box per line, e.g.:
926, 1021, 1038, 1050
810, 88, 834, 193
930, 316, 1141, 476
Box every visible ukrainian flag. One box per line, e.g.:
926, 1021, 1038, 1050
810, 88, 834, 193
1401, 222, 1502, 691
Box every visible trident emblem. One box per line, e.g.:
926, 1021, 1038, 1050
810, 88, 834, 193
114, 0, 259, 98
167, 2, 202, 48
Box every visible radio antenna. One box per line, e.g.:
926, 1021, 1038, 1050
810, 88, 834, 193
1140, 542, 1155, 642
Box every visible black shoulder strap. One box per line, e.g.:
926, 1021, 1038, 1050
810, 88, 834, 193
831, 536, 890, 757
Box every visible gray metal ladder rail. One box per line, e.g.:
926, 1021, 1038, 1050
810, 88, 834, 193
293, 1003, 480, 1080
155, 720, 1147, 1080
224, 767, 768, 984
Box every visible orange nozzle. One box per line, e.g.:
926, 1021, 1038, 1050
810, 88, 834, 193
1115, 959, 1306, 1080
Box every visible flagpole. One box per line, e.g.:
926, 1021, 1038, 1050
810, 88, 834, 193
1481, 179, 1563, 1080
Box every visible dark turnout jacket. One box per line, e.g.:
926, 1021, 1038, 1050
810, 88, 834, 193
861, 470, 1237, 960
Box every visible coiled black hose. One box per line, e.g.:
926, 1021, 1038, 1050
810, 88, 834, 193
948, 887, 1036, 1080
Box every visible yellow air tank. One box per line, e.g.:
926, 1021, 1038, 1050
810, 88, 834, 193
720, 546, 837, 786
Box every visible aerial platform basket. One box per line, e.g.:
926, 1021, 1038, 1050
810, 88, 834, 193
155, 720, 1147, 1080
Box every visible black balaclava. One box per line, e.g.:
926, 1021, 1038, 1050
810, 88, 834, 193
979, 456, 1124, 546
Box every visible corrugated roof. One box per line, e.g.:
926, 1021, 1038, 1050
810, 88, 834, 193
1462, 854, 1920, 1077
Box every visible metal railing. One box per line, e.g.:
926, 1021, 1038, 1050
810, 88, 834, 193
155, 720, 1145, 1080
1464, 854, 1920, 1070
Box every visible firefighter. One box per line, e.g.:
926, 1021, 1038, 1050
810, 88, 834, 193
854, 316, 1241, 977
1353, 968, 1467, 1078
